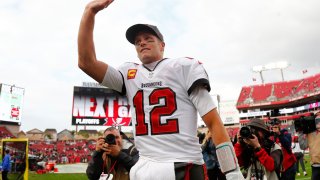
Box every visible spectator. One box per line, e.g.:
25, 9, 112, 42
86, 127, 139, 180
235, 118, 283, 179
1, 149, 11, 180
270, 118, 297, 180
292, 136, 307, 176
202, 130, 226, 180
198, 131, 206, 144
298, 112, 320, 180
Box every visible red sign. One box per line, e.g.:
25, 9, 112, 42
11, 107, 20, 118
72, 87, 131, 126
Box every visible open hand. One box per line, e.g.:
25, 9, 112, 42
86, 0, 114, 14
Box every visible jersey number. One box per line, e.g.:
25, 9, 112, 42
133, 88, 179, 136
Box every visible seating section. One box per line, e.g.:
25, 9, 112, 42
28, 140, 95, 164
273, 80, 300, 99
237, 73, 320, 106
252, 84, 272, 101
0, 127, 15, 138
295, 75, 320, 93
237, 86, 252, 103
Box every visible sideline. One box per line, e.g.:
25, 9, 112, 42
54, 163, 87, 173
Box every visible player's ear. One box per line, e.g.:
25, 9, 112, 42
160, 42, 165, 52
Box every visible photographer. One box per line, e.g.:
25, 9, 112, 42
298, 112, 320, 180
202, 130, 226, 180
234, 118, 282, 179
292, 136, 307, 176
86, 127, 139, 180
270, 118, 296, 180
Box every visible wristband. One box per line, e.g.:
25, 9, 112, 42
216, 142, 238, 174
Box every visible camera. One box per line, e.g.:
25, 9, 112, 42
239, 126, 254, 139
105, 134, 116, 145
294, 115, 316, 134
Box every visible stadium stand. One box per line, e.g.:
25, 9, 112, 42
238, 86, 252, 103
0, 128, 100, 170
252, 84, 272, 101
235, 72, 320, 137
0, 126, 16, 138
273, 80, 300, 99
28, 139, 95, 164
237, 73, 320, 108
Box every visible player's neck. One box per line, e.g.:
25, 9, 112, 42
143, 58, 167, 71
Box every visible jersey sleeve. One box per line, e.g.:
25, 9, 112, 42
190, 86, 216, 117
183, 58, 211, 95
100, 63, 134, 95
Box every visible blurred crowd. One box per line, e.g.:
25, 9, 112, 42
28, 140, 96, 165
198, 111, 320, 180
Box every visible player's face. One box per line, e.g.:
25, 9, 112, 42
134, 32, 165, 64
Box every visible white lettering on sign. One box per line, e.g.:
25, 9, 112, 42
75, 118, 100, 125
107, 97, 116, 117
93, 97, 106, 117
72, 95, 130, 118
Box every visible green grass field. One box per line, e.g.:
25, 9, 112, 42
9, 172, 87, 180
4, 154, 313, 179
28, 173, 87, 180
296, 154, 312, 180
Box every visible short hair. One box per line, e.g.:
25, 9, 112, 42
5, 149, 10, 154
104, 127, 119, 134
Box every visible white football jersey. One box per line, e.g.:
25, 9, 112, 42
103, 57, 211, 163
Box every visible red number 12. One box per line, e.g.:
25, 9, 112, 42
133, 88, 179, 136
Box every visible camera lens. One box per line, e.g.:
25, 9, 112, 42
105, 134, 116, 145
240, 126, 253, 139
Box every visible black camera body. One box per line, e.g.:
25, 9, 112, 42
105, 134, 116, 145
294, 115, 316, 134
239, 126, 274, 152
239, 126, 254, 139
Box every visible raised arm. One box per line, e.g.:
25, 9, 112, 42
78, 0, 114, 83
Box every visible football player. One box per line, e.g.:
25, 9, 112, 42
78, 0, 244, 179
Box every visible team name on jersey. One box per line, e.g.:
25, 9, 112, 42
141, 81, 163, 88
